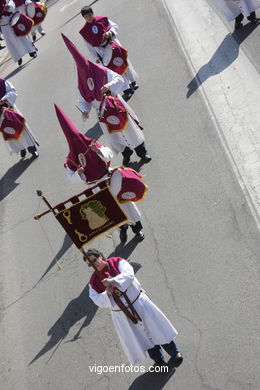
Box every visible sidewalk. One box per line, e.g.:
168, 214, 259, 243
163, 0, 260, 228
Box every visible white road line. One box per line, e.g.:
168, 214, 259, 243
163, 0, 260, 228
60, 0, 79, 12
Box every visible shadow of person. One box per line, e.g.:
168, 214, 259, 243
36, 234, 73, 283
126, 160, 146, 172
186, 21, 259, 98
84, 121, 103, 140
129, 364, 176, 390
109, 235, 144, 259
4, 59, 33, 80
29, 284, 98, 365
0, 158, 33, 201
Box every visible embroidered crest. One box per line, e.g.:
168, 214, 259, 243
3, 127, 16, 135
92, 25, 98, 34
87, 77, 94, 91
106, 115, 120, 125
112, 57, 124, 67
121, 192, 136, 200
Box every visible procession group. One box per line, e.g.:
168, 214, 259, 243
0, 0, 259, 372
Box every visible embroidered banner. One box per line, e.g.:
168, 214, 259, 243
53, 180, 128, 248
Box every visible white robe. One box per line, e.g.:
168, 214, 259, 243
89, 260, 178, 364
78, 69, 144, 154
15, 0, 45, 37
65, 147, 141, 223
1, 79, 17, 106
0, 98, 38, 154
216, 0, 260, 21
83, 19, 138, 90
0, 1, 35, 62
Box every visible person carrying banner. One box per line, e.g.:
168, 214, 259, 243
79, 6, 138, 101
61, 34, 151, 167
0, 0, 37, 65
55, 104, 147, 242
84, 248, 183, 367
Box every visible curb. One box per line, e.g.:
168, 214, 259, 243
163, 0, 260, 229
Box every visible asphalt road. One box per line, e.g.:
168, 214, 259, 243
0, 1, 260, 389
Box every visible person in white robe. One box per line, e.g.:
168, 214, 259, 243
85, 249, 183, 367
62, 33, 151, 166
0, 77, 39, 158
0, 0, 37, 65
216, 0, 260, 29
80, 6, 138, 101
54, 103, 145, 242
13, 0, 45, 42
79, 88, 152, 166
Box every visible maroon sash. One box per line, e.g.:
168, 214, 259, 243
111, 168, 148, 203
14, 0, 25, 7
26, 2, 47, 26
99, 96, 128, 133
90, 257, 121, 293
79, 16, 110, 47
10, 11, 34, 36
106, 42, 128, 75
0, 108, 25, 140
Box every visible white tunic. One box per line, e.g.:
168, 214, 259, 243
0, 1, 35, 62
89, 260, 178, 364
216, 0, 260, 21
65, 147, 141, 223
83, 19, 138, 90
1, 79, 17, 106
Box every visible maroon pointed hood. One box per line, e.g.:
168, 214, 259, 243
54, 104, 108, 181
61, 33, 108, 103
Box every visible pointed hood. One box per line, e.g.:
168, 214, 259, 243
54, 104, 108, 181
61, 33, 108, 103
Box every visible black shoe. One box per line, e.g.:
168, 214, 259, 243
135, 230, 145, 241
0, 36, 4, 41
0, 45, 5, 50
235, 21, 243, 30
40, 31, 46, 36
122, 89, 133, 102
18, 58, 22, 66
29, 51, 37, 58
153, 358, 167, 368
120, 228, 128, 243
30, 151, 39, 160
141, 154, 152, 163
123, 155, 131, 166
131, 81, 139, 91
20, 149, 26, 158
172, 352, 183, 368
32, 33, 36, 42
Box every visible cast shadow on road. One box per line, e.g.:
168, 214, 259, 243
84, 121, 103, 139
4, 59, 35, 80
126, 160, 147, 173
186, 21, 260, 98
109, 235, 145, 262
29, 236, 142, 365
0, 158, 33, 201
36, 234, 73, 283
35, 212, 143, 282
29, 284, 98, 365
129, 360, 177, 389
